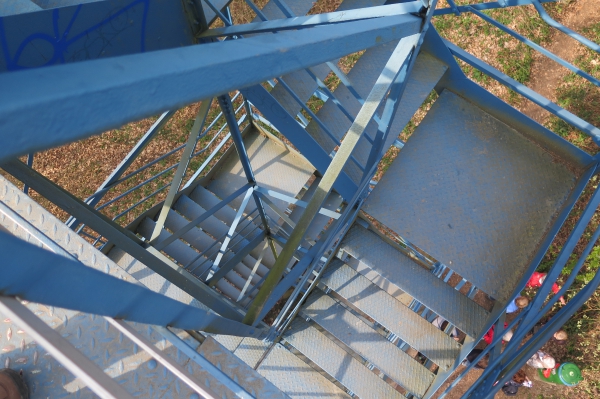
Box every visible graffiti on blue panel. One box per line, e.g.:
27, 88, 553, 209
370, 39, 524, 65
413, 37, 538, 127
0, 0, 149, 71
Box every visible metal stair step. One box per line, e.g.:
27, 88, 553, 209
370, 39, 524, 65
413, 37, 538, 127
283, 319, 405, 399
173, 195, 269, 277
175, 195, 229, 240
307, 48, 448, 184
164, 209, 264, 286
340, 224, 488, 338
137, 218, 250, 302
138, 217, 212, 269
212, 334, 244, 352
362, 90, 581, 303
378, 52, 448, 152
320, 260, 461, 372
206, 129, 314, 227
190, 185, 274, 268
267, 0, 387, 120
257, 343, 352, 399
301, 291, 435, 397
190, 185, 261, 239
199, 336, 290, 399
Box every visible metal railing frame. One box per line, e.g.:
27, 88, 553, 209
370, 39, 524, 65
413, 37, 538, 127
430, 3, 600, 397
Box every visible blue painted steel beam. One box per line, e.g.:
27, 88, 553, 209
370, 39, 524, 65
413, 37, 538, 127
0, 230, 265, 338
445, 40, 600, 144
199, 2, 422, 38
241, 84, 359, 200
0, 13, 421, 162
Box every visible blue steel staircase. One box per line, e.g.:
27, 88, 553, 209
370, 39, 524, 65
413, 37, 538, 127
0, 0, 599, 398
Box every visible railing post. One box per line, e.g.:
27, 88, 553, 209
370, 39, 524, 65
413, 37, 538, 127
217, 94, 279, 260
150, 100, 213, 242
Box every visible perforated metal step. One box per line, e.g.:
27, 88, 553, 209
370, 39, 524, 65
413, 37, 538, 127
340, 224, 488, 338
258, 343, 352, 399
363, 90, 582, 303
320, 260, 461, 371
301, 292, 435, 397
284, 319, 404, 399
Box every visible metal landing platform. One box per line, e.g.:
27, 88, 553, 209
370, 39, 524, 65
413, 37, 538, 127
363, 90, 587, 303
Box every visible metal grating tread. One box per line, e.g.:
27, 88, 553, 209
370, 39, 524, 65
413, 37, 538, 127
207, 128, 314, 223
199, 336, 290, 399
301, 292, 435, 397
363, 90, 579, 303
164, 209, 265, 286
258, 343, 352, 399
377, 53, 448, 152
284, 319, 404, 399
138, 217, 211, 270
0, 175, 237, 398
340, 224, 488, 337
233, 337, 272, 369
320, 261, 461, 372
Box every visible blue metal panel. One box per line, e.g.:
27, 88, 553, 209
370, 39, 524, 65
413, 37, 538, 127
242, 84, 359, 200
0, 0, 197, 72
0, 13, 421, 162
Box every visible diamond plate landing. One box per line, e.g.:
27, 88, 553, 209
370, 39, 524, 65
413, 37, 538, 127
364, 90, 580, 302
